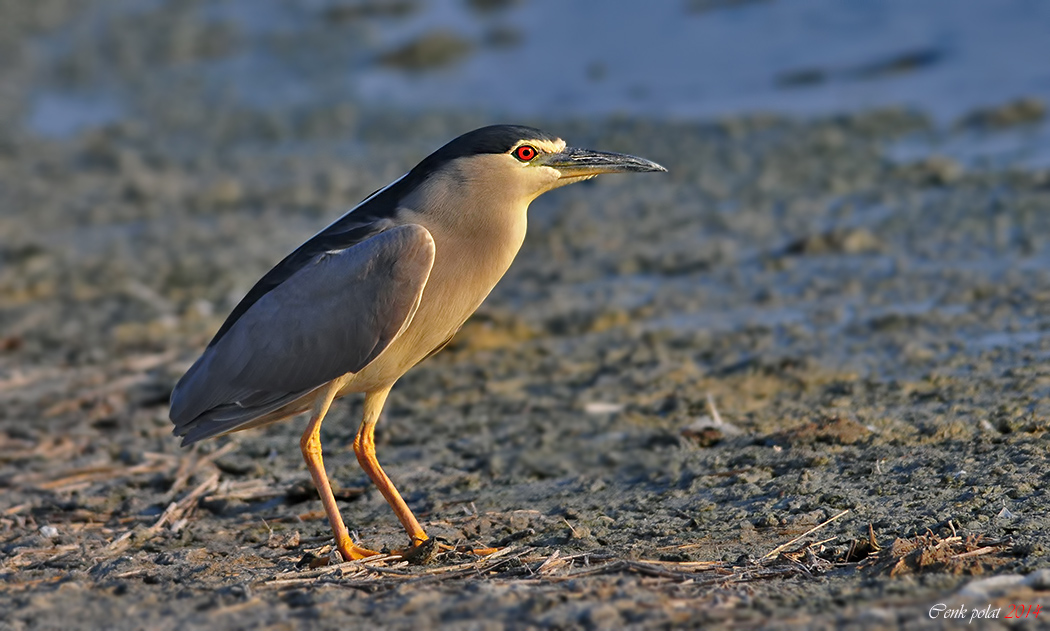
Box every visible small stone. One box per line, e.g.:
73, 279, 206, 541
1022, 569, 1050, 590
956, 575, 1024, 599
958, 97, 1046, 129
583, 402, 623, 414
267, 531, 301, 550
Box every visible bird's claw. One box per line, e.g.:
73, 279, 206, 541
392, 538, 439, 564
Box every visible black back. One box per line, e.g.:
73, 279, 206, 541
208, 125, 556, 346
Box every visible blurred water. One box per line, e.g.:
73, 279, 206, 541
27, 91, 124, 138
887, 124, 1050, 169
25, 0, 1050, 138
353, 0, 1050, 122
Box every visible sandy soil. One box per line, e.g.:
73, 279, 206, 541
2, 2, 1050, 630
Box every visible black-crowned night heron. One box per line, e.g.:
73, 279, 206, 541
170, 125, 666, 561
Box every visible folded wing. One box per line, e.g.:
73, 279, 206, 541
170, 223, 435, 445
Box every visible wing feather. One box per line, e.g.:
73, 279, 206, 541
170, 224, 435, 444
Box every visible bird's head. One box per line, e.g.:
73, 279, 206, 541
409, 124, 667, 208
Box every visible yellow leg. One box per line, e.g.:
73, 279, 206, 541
353, 386, 429, 547
300, 381, 378, 561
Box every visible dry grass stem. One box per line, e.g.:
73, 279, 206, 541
762, 510, 850, 559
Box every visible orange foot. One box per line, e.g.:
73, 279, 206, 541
335, 534, 381, 561
337, 534, 439, 564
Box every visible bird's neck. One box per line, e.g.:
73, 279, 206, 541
399, 196, 528, 333
409, 201, 528, 282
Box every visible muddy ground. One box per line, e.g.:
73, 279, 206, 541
2, 2, 1050, 630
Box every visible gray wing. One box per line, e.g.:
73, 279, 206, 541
170, 224, 435, 445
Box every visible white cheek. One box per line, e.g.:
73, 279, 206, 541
521, 167, 562, 199
539, 165, 561, 182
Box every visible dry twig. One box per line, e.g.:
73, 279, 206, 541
762, 509, 849, 560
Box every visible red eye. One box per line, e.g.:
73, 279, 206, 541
514, 145, 537, 162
